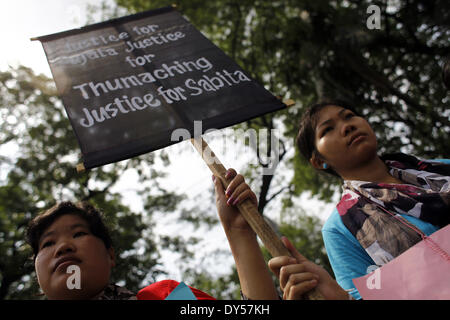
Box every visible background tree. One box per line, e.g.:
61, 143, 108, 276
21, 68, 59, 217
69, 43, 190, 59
1, 0, 448, 299
0, 66, 197, 299
111, 0, 449, 296
114, 0, 449, 201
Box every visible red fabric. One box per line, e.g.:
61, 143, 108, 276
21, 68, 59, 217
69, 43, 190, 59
136, 280, 216, 300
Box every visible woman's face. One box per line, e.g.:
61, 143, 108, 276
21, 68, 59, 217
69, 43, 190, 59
34, 214, 115, 299
311, 105, 378, 176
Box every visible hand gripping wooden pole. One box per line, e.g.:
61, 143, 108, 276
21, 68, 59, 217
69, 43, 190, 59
191, 137, 324, 300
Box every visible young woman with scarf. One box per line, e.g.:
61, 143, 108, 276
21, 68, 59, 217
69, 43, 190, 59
214, 101, 450, 300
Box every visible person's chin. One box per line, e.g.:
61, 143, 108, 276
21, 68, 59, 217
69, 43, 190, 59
47, 288, 86, 300
51, 285, 104, 300
47, 275, 85, 300
350, 139, 376, 156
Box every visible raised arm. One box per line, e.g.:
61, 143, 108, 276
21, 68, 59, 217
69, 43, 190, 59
213, 169, 278, 299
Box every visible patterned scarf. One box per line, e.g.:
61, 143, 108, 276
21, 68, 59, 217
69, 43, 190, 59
95, 283, 137, 300
337, 153, 450, 266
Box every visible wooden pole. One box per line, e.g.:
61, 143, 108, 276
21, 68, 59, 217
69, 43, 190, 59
191, 136, 324, 300
76, 163, 86, 173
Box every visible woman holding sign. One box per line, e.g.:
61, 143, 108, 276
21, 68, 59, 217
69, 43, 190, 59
214, 168, 350, 300
214, 100, 450, 300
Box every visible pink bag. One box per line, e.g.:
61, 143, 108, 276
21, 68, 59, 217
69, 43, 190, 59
353, 215, 450, 300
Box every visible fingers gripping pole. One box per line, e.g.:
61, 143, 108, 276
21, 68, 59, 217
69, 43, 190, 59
190, 137, 324, 300
190, 136, 290, 256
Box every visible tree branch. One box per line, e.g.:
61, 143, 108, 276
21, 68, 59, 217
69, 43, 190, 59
266, 185, 290, 204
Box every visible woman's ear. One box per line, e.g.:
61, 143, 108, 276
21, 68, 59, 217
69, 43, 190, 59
310, 153, 326, 170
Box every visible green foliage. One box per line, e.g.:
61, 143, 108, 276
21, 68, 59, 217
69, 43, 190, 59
111, 0, 449, 298
291, 150, 341, 202
182, 267, 241, 300
260, 210, 333, 290
3, 0, 449, 299
0, 66, 186, 299
279, 210, 333, 276
114, 0, 449, 202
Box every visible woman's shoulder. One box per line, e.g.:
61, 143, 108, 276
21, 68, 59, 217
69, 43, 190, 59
322, 208, 341, 232
322, 207, 355, 240
322, 190, 359, 234
433, 159, 450, 164
322, 205, 362, 245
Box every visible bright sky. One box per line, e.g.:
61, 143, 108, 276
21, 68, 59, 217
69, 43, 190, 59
1, 0, 335, 284
0, 0, 101, 75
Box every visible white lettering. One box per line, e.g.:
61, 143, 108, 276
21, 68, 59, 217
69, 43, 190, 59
66, 265, 81, 290
366, 5, 381, 30
366, 267, 381, 289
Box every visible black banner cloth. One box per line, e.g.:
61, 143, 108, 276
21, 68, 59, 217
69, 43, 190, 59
36, 6, 286, 169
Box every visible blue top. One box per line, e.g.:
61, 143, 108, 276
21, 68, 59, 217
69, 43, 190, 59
321, 159, 450, 300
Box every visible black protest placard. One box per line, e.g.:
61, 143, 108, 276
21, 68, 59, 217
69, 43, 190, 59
36, 6, 286, 169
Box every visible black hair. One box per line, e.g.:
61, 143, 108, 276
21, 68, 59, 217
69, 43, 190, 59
26, 201, 113, 260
